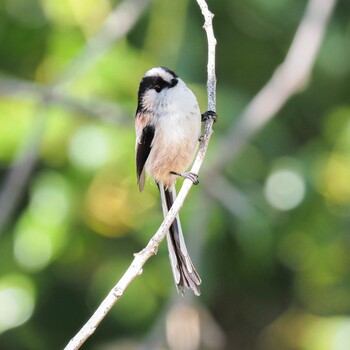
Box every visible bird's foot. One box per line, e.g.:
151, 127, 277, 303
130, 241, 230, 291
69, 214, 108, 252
201, 110, 217, 123
171, 171, 199, 185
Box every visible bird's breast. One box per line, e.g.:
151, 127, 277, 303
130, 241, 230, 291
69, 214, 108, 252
145, 107, 201, 187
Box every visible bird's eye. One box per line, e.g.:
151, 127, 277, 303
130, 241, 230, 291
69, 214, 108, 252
154, 85, 162, 93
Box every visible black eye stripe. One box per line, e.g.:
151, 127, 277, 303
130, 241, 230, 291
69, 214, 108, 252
138, 76, 178, 95
154, 78, 165, 92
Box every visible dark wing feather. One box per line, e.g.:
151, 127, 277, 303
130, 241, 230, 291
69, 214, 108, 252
136, 124, 155, 191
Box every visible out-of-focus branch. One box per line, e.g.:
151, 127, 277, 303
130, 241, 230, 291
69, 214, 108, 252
203, 175, 256, 219
0, 77, 128, 125
54, 0, 151, 89
0, 110, 46, 233
0, 0, 149, 233
64, 1, 217, 349
0, 0, 151, 117
207, 0, 336, 176
0, 0, 150, 121
200, 0, 336, 219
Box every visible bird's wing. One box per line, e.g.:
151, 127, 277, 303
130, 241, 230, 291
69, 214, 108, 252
135, 112, 155, 191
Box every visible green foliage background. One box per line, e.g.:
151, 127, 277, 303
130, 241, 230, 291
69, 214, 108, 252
0, 0, 350, 349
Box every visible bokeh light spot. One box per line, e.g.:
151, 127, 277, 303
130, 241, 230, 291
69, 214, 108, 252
265, 169, 305, 211
29, 170, 71, 227
68, 125, 112, 171
30, 184, 69, 226
0, 276, 35, 334
333, 320, 350, 350
319, 154, 350, 204
14, 228, 53, 272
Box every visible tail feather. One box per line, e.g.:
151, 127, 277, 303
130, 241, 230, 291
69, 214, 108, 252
158, 183, 202, 296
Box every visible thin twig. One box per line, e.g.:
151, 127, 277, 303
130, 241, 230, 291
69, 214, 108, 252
207, 0, 336, 176
196, 0, 217, 112
199, 0, 336, 219
64, 1, 217, 348
64, 124, 216, 350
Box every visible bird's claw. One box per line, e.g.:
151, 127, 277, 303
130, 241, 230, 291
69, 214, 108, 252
171, 171, 199, 185
201, 110, 217, 123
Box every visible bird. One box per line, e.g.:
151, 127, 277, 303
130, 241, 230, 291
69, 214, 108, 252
135, 66, 204, 295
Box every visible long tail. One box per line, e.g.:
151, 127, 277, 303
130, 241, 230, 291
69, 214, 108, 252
158, 183, 202, 296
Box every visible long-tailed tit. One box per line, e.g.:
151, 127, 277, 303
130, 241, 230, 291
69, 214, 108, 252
135, 67, 215, 296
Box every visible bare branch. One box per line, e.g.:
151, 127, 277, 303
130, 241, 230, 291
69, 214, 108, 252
207, 0, 336, 175
64, 123, 216, 350
196, 0, 217, 112
64, 1, 217, 348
